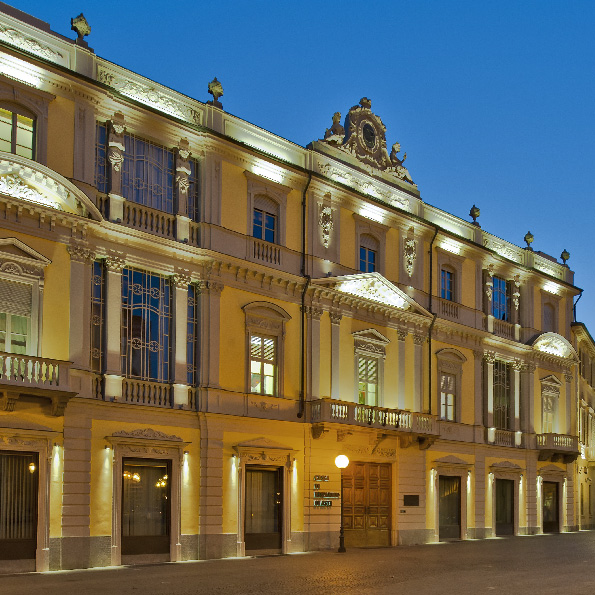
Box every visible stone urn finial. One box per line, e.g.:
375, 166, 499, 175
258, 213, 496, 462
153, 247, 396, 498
208, 77, 224, 108
560, 249, 570, 265
469, 205, 480, 227
71, 13, 91, 47
524, 231, 534, 250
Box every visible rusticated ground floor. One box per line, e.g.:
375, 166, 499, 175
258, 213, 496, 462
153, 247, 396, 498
1, 398, 594, 572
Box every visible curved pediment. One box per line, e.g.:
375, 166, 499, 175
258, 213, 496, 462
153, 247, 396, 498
313, 272, 431, 316
532, 332, 578, 361
0, 153, 102, 220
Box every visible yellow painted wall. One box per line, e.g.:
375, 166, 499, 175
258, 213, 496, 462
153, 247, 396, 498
340, 208, 355, 271
47, 96, 74, 178
318, 313, 331, 398
384, 328, 399, 410
221, 161, 247, 235
339, 317, 355, 400
218, 287, 301, 398
461, 259, 476, 308
89, 419, 199, 537
285, 190, 301, 253
0, 230, 70, 360
385, 228, 399, 283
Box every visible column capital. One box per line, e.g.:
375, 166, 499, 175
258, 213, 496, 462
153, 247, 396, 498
412, 333, 426, 346
483, 351, 496, 364
172, 271, 192, 289
329, 309, 342, 325
397, 329, 408, 342
105, 255, 125, 273
67, 242, 95, 263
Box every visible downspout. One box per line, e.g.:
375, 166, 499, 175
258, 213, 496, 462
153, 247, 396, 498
573, 290, 583, 322
298, 172, 312, 418
427, 227, 439, 414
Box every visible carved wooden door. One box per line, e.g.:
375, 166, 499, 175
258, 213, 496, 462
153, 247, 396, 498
342, 462, 391, 547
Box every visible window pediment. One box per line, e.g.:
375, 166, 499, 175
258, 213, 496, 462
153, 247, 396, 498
353, 328, 389, 358
532, 332, 577, 361
0, 153, 102, 220
0, 237, 50, 278
313, 272, 430, 315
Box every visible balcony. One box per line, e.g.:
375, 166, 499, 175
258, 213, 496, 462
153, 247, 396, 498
486, 428, 523, 448
0, 352, 75, 415
308, 398, 440, 448
536, 433, 579, 463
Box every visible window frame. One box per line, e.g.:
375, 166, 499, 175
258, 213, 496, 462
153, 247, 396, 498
359, 238, 378, 273
0, 79, 53, 166
493, 359, 512, 430
353, 214, 388, 276
540, 375, 561, 434
0, 103, 36, 160
352, 329, 389, 407
492, 276, 511, 321
435, 348, 466, 423
245, 171, 289, 246
249, 333, 277, 396
242, 301, 291, 398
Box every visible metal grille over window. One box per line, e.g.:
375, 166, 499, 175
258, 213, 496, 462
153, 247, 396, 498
186, 284, 198, 385
122, 134, 174, 213
95, 122, 108, 194
250, 335, 276, 396
90, 260, 104, 372
440, 372, 456, 421
0, 105, 35, 160
358, 356, 378, 406
0, 279, 32, 355
492, 276, 510, 321
121, 268, 171, 382
494, 360, 512, 430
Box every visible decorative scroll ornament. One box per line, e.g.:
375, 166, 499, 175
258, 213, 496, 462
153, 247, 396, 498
108, 149, 124, 172
512, 274, 521, 311
318, 206, 333, 248
403, 238, 416, 277
485, 264, 494, 301
0, 174, 62, 209
176, 174, 190, 195
112, 428, 183, 441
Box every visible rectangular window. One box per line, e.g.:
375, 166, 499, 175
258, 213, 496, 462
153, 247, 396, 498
0, 452, 38, 560
0, 278, 32, 355
0, 107, 34, 160
253, 208, 276, 243
492, 276, 510, 321
186, 284, 198, 385
250, 334, 276, 396
94, 122, 108, 194
493, 360, 512, 430
358, 356, 379, 406
359, 246, 376, 273
90, 260, 104, 372
187, 158, 200, 223
122, 134, 174, 213
441, 269, 454, 301
121, 268, 171, 382
440, 372, 456, 421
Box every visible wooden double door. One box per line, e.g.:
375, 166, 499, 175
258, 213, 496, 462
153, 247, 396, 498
342, 462, 391, 547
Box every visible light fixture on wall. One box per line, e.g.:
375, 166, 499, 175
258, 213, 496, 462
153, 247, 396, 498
335, 454, 350, 553
28, 462, 36, 474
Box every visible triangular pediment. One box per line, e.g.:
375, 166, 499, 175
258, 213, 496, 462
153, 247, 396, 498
433, 455, 470, 466
352, 328, 390, 345
313, 272, 431, 316
540, 374, 562, 386
0, 237, 51, 267
490, 461, 522, 470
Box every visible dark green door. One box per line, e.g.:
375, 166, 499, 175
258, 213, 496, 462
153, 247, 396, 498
495, 479, 514, 535
245, 467, 283, 551
542, 481, 559, 533
439, 475, 461, 540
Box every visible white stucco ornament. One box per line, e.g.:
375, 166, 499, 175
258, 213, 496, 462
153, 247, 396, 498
532, 332, 577, 360
336, 273, 409, 310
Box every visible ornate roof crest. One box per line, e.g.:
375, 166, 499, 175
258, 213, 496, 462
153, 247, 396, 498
315, 98, 415, 187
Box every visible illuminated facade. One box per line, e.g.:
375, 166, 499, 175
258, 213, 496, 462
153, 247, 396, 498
0, 4, 592, 572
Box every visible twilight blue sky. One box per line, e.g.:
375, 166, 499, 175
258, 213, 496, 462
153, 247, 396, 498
15, 1, 595, 331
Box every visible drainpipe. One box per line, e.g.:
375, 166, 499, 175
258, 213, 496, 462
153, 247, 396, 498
427, 227, 439, 415
573, 290, 583, 323
298, 172, 312, 419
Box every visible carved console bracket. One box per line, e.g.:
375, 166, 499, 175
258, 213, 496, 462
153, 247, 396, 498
311, 423, 329, 440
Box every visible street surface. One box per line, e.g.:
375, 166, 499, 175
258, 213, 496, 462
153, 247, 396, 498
2, 532, 595, 595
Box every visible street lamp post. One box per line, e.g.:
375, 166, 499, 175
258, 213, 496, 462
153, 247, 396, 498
335, 454, 350, 553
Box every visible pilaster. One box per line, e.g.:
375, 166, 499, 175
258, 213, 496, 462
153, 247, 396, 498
104, 255, 124, 400
397, 329, 408, 410
413, 333, 425, 412
330, 310, 342, 401
172, 272, 191, 406
198, 280, 223, 389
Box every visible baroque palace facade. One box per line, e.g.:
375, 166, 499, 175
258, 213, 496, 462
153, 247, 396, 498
0, 4, 594, 573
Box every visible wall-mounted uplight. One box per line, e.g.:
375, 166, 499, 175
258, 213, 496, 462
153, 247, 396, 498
543, 281, 560, 295
28, 462, 36, 474
252, 164, 284, 185
0, 56, 42, 88
359, 204, 385, 224
440, 238, 461, 255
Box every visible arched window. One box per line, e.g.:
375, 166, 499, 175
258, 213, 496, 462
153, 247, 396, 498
359, 233, 379, 273
0, 102, 35, 160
